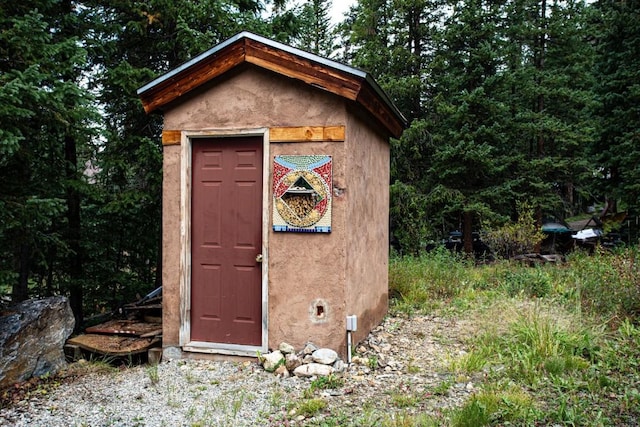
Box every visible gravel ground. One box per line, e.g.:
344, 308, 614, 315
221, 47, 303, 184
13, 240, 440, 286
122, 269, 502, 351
0, 314, 475, 426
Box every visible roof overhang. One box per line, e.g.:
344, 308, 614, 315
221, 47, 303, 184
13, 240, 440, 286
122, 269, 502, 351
137, 31, 406, 138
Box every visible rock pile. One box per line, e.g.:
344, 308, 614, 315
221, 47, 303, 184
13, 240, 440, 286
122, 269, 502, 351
258, 342, 345, 378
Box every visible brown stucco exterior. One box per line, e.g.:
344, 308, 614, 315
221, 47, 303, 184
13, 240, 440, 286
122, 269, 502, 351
139, 29, 408, 360
158, 65, 391, 358
162, 145, 181, 348
344, 111, 390, 347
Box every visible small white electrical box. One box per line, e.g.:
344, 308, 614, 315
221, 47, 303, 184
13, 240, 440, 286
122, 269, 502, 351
346, 315, 358, 331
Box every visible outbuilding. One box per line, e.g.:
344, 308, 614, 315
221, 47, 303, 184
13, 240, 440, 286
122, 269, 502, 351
137, 31, 405, 359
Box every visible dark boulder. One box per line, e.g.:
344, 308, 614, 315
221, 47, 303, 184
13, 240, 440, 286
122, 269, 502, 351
0, 296, 75, 389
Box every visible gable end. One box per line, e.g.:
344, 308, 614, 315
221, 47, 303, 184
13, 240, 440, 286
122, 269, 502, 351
137, 32, 406, 138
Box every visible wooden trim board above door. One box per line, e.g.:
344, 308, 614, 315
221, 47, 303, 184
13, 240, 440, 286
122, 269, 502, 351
269, 126, 345, 143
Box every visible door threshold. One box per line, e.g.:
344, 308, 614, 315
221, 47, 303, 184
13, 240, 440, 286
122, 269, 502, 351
183, 341, 266, 357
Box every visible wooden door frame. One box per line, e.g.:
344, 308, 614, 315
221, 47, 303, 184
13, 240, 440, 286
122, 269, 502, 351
178, 128, 269, 356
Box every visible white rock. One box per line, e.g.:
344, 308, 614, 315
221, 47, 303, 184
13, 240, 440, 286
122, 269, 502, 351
312, 348, 338, 365
333, 359, 346, 373
262, 350, 284, 372
293, 363, 334, 378
278, 342, 295, 354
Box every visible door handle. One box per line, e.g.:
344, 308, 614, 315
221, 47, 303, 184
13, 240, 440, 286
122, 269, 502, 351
255, 254, 263, 263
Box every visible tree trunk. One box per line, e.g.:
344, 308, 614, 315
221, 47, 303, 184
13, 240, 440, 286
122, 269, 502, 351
60, 0, 84, 329
536, 0, 547, 158
463, 210, 473, 254
155, 231, 162, 288
12, 243, 30, 302
65, 133, 83, 329
535, 206, 543, 253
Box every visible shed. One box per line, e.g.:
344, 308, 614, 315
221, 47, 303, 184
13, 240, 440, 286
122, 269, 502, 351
137, 31, 405, 359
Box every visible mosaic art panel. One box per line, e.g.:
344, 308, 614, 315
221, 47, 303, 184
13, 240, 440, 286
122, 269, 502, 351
272, 155, 332, 233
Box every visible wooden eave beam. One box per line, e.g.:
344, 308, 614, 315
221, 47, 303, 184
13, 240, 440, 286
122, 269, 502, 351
244, 39, 362, 101
139, 42, 246, 113
246, 39, 404, 138
356, 84, 405, 139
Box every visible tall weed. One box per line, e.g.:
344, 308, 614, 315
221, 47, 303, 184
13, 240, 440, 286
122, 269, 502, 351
450, 384, 536, 427
504, 307, 596, 384
390, 246, 640, 425
389, 248, 473, 313
501, 268, 552, 298
566, 248, 640, 323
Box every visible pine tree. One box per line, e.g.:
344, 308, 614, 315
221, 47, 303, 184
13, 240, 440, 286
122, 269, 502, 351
341, 0, 445, 252
297, 0, 336, 57
0, 2, 95, 318
592, 0, 640, 216
425, 0, 510, 253
502, 0, 596, 221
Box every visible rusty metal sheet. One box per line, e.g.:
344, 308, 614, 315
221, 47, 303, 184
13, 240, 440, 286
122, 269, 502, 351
67, 334, 160, 356
85, 319, 161, 337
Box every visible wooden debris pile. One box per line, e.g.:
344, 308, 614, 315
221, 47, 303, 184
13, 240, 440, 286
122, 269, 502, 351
66, 287, 162, 360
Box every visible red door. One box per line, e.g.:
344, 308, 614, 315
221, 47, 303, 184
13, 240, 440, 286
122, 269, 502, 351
190, 136, 263, 346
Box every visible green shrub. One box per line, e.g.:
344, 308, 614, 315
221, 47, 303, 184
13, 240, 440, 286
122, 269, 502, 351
482, 201, 546, 259
309, 374, 344, 391
296, 398, 327, 417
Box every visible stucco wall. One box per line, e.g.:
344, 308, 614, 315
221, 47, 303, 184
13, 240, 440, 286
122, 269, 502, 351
344, 111, 390, 345
163, 66, 344, 130
162, 144, 181, 347
268, 141, 347, 354
160, 65, 388, 357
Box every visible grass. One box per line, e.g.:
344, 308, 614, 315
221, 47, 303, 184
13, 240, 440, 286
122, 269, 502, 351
145, 363, 160, 385
451, 384, 536, 427
7, 245, 637, 426
389, 247, 475, 314
295, 397, 327, 417
384, 246, 640, 426
309, 374, 344, 391
390, 391, 420, 408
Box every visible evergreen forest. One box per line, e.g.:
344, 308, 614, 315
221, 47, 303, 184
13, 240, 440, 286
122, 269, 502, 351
1, 0, 638, 325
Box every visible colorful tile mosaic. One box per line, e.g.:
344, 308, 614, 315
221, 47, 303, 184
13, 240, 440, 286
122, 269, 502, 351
273, 155, 332, 233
